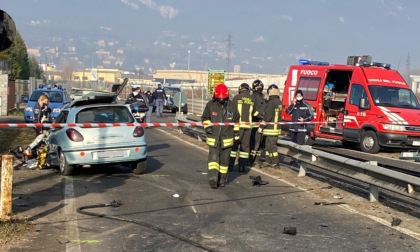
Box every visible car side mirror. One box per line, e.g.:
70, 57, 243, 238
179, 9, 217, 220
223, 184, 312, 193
359, 98, 370, 109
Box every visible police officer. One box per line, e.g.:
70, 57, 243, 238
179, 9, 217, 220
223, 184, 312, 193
285, 89, 314, 145
249, 79, 265, 165
33, 94, 51, 136
259, 85, 282, 167
143, 90, 154, 123
125, 84, 148, 106
201, 83, 239, 189
153, 84, 167, 117
229, 83, 255, 173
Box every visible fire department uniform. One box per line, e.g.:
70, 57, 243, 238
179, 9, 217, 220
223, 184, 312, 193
260, 89, 282, 166
202, 97, 239, 188
229, 85, 255, 172
250, 87, 266, 163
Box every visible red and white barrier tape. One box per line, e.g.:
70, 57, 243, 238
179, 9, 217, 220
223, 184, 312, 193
0, 121, 332, 128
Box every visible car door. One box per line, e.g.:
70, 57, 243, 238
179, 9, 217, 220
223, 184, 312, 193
343, 83, 370, 141
48, 110, 69, 166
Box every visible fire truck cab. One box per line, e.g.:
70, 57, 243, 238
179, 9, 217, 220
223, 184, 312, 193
281, 56, 420, 153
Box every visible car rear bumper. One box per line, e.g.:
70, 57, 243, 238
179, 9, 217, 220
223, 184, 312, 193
62, 145, 147, 165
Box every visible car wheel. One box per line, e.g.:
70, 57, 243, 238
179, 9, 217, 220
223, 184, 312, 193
132, 159, 147, 174
182, 104, 188, 114
171, 108, 177, 113
59, 150, 75, 176
360, 130, 380, 154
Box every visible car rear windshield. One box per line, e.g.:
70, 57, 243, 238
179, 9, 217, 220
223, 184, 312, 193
76, 106, 135, 123
164, 87, 181, 96
29, 90, 63, 103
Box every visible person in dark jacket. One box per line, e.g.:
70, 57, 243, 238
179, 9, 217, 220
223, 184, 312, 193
201, 83, 239, 189
33, 94, 52, 136
285, 89, 314, 145
259, 85, 282, 167
144, 90, 154, 123
229, 83, 256, 173
249, 79, 265, 165
125, 84, 148, 107
153, 84, 167, 117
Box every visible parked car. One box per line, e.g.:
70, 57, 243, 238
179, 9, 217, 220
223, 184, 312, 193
163, 86, 188, 114
24, 84, 72, 123
48, 95, 148, 175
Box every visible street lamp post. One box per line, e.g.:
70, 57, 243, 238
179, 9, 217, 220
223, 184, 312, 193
187, 50, 191, 70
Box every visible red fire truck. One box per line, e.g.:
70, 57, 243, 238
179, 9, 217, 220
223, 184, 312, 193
281, 56, 420, 154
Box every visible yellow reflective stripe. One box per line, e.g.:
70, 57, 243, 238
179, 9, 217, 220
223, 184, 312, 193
263, 129, 280, 135
265, 152, 279, 157
219, 165, 228, 174
230, 151, 237, 158
203, 120, 211, 129
223, 138, 234, 147
234, 125, 240, 131
206, 137, 216, 146
238, 103, 243, 118
239, 151, 249, 158
253, 111, 259, 117
208, 162, 220, 170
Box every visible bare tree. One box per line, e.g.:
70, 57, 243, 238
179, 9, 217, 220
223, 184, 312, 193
61, 58, 77, 83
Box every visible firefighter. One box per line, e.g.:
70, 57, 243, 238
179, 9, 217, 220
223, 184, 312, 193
229, 83, 256, 173
249, 79, 265, 166
201, 83, 239, 189
285, 89, 314, 145
259, 85, 282, 167
33, 94, 51, 136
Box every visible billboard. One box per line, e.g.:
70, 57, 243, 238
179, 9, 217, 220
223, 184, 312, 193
207, 70, 225, 95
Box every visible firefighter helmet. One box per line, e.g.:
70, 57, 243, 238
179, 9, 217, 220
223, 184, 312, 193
238, 83, 250, 93
267, 84, 279, 94
214, 83, 229, 99
252, 79, 264, 90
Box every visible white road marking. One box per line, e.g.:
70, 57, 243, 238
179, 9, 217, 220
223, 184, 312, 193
65, 178, 82, 252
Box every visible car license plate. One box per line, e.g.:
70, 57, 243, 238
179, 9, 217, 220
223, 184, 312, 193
97, 150, 125, 158
413, 141, 420, 146
401, 152, 414, 158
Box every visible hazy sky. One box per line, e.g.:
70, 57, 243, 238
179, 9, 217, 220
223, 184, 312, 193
1, 0, 420, 74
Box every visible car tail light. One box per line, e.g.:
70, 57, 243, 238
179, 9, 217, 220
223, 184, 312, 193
133, 126, 144, 137
66, 128, 84, 142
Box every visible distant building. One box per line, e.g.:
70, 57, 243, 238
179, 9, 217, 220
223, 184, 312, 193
233, 65, 241, 73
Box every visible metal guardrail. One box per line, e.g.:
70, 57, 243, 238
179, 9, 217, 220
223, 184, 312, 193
277, 140, 420, 202
176, 116, 419, 202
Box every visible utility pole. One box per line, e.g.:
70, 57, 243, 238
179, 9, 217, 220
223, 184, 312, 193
226, 32, 232, 79
405, 52, 411, 84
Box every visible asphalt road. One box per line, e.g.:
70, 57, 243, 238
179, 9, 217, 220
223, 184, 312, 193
4, 113, 420, 251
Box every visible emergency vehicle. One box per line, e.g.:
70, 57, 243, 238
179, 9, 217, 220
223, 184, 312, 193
281, 56, 420, 154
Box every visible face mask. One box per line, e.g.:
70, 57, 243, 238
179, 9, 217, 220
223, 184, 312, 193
133, 91, 139, 96
296, 97, 303, 101
217, 98, 228, 105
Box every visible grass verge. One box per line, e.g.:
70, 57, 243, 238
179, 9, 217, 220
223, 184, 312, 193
0, 219, 32, 246
0, 128, 35, 155
0, 128, 36, 245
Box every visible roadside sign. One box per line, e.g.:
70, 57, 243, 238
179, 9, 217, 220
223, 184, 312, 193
207, 70, 225, 95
